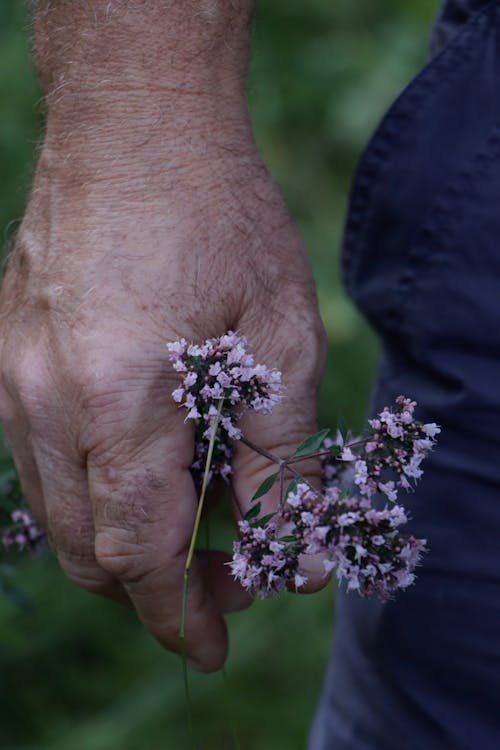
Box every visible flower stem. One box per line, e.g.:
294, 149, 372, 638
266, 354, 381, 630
279, 465, 285, 509
204, 512, 211, 550
240, 435, 283, 467
286, 466, 320, 499
180, 574, 195, 746
180, 396, 224, 748
222, 667, 241, 750
286, 437, 369, 465
185, 397, 225, 573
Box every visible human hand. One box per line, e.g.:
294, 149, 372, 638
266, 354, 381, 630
0, 1, 326, 672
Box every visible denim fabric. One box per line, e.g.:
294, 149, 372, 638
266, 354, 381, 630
309, 2, 500, 748
430, 0, 492, 55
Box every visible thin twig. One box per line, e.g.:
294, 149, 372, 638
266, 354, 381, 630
229, 479, 246, 522
286, 437, 369, 466
240, 435, 283, 467
222, 667, 241, 750
180, 397, 224, 749
184, 397, 225, 573
286, 449, 335, 465
279, 465, 285, 510
180, 578, 195, 746
286, 465, 321, 499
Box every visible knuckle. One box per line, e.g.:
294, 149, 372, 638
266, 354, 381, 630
58, 554, 113, 594
94, 528, 157, 583
47, 510, 95, 555
47, 510, 119, 594
2, 344, 50, 416
76, 349, 166, 434
76, 356, 140, 448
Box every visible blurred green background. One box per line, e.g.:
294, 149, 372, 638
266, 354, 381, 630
0, 1, 436, 748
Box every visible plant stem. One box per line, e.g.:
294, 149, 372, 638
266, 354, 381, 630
286, 449, 334, 465
285, 466, 320, 499
180, 396, 224, 749
240, 435, 283, 467
185, 397, 225, 573
180, 575, 194, 745
286, 437, 369, 465
241, 435, 369, 470
279, 465, 285, 509
240, 434, 330, 504
222, 667, 241, 750
229, 479, 246, 521
204, 512, 211, 551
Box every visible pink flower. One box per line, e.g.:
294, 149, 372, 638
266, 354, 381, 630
294, 573, 308, 589
166, 339, 187, 355
378, 481, 398, 502
340, 447, 356, 461
423, 423, 441, 438
2, 509, 45, 554
172, 387, 184, 403
184, 371, 197, 388
167, 331, 282, 486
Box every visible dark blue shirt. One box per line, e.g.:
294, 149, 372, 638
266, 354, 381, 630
310, 2, 500, 748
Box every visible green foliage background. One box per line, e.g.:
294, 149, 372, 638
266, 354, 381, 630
0, 1, 435, 748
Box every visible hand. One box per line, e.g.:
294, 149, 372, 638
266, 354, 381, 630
0, 2, 326, 672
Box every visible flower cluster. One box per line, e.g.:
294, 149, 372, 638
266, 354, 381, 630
2, 509, 45, 554
284, 484, 427, 596
230, 481, 427, 600
321, 396, 441, 503
167, 331, 282, 485
354, 396, 440, 501
230, 520, 303, 598
167, 332, 439, 600
229, 396, 440, 600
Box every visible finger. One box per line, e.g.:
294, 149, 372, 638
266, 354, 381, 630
197, 550, 252, 613
2, 436, 43, 515
231, 312, 329, 593
0, 339, 48, 527
1, 345, 132, 606
32, 438, 132, 608
88, 425, 229, 673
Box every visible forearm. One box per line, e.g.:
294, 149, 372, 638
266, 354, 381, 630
29, 1, 260, 229
34, 1, 254, 171
35, 0, 253, 94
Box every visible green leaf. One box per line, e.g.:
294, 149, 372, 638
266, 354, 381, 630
244, 502, 261, 521
251, 473, 278, 502
292, 429, 330, 458
337, 417, 348, 442
329, 444, 341, 457
278, 535, 296, 543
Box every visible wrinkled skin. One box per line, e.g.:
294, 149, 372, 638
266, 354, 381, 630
0, 0, 327, 672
